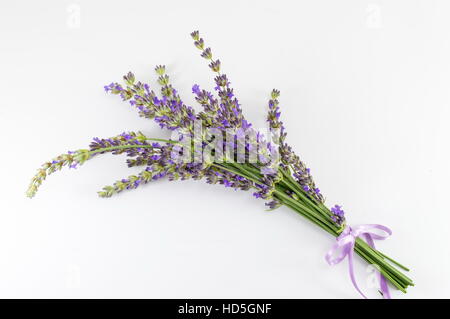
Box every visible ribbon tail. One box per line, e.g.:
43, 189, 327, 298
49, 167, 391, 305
347, 243, 367, 299
362, 233, 391, 299
379, 272, 391, 299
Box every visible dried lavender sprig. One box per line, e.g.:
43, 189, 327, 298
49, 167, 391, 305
191, 31, 249, 130
26, 135, 177, 198
98, 165, 169, 198
190, 32, 286, 203
26, 149, 90, 198
266, 89, 324, 203
105, 74, 197, 132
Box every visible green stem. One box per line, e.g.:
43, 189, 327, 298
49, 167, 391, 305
212, 162, 414, 292
377, 251, 410, 272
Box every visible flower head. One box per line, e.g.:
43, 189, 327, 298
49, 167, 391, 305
331, 205, 345, 225
201, 48, 212, 59
155, 65, 166, 76
208, 59, 221, 72
190, 30, 199, 40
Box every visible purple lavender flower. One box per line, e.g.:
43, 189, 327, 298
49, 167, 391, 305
201, 48, 212, 59
265, 199, 281, 210
331, 205, 345, 225
192, 84, 201, 95
331, 205, 344, 217
208, 59, 221, 72
30, 30, 323, 211
190, 31, 199, 40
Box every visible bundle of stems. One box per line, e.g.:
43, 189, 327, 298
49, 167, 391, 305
216, 161, 414, 294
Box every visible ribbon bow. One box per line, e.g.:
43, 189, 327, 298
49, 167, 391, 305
325, 224, 392, 299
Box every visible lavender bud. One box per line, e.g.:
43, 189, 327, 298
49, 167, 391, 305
208, 59, 220, 72
158, 75, 170, 86
194, 38, 205, 50
271, 89, 280, 99
190, 30, 200, 41
155, 65, 166, 76
123, 72, 135, 85
201, 48, 212, 59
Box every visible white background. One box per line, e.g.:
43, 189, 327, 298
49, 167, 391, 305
0, 0, 449, 298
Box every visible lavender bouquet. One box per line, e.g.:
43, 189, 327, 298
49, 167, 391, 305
27, 31, 413, 298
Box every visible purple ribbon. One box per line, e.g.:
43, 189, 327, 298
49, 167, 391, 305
325, 224, 392, 299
